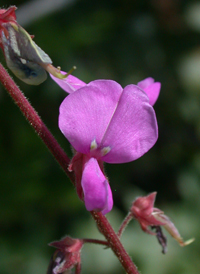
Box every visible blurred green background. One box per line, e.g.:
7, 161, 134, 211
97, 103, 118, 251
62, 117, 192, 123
0, 0, 200, 273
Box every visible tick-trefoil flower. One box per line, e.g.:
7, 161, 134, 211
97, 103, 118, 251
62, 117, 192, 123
51, 71, 86, 94
137, 77, 161, 106
51, 71, 160, 107
47, 236, 83, 274
0, 6, 67, 85
131, 192, 194, 253
58, 78, 160, 214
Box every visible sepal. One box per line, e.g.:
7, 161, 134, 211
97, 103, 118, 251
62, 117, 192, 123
47, 236, 83, 274
130, 192, 194, 253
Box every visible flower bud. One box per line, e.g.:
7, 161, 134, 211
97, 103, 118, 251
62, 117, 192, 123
0, 6, 67, 85
130, 192, 194, 253
47, 236, 83, 274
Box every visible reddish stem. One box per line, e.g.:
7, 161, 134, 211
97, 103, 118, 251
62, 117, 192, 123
83, 238, 109, 246
75, 263, 81, 274
117, 212, 133, 238
91, 211, 139, 274
0, 63, 74, 183
0, 63, 140, 274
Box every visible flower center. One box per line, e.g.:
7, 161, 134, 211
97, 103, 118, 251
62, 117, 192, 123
90, 139, 111, 158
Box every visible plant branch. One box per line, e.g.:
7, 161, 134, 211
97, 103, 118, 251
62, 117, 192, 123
0, 63, 74, 183
83, 238, 109, 246
117, 212, 133, 238
0, 63, 140, 274
91, 211, 140, 274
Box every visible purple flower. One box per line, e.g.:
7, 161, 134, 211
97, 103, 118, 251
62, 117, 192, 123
137, 77, 161, 106
56, 77, 160, 214
50, 71, 86, 94
50, 73, 160, 107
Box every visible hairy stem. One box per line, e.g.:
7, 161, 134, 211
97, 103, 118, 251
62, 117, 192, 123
117, 212, 133, 238
0, 63, 74, 183
0, 63, 140, 274
91, 211, 139, 274
83, 238, 109, 246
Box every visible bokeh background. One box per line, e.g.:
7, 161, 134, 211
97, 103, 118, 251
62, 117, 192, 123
1, 0, 200, 273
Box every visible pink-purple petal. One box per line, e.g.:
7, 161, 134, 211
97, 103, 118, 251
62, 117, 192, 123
101, 84, 158, 163
137, 77, 161, 106
50, 71, 86, 93
143, 82, 161, 106
81, 157, 113, 214
59, 80, 123, 155
137, 77, 155, 89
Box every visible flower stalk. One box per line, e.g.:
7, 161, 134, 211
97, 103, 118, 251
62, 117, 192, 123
82, 238, 109, 246
117, 212, 133, 238
0, 62, 140, 274
91, 211, 140, 274
0, 62, 74, 182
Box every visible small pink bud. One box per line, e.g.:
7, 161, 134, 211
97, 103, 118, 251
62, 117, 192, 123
47, 236, 83, 274
0, 6, 17, 48
130, 192, 194, 253
131, 192, 164, 235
